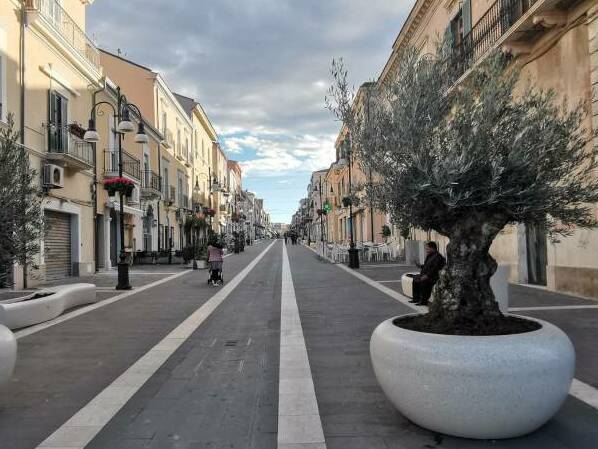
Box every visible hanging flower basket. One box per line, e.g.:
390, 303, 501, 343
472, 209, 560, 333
203, 207, 216, 217
104, 177, 135, 197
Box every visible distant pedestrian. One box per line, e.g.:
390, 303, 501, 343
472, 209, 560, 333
408, 241, 445, 306
284, 232, 288, 244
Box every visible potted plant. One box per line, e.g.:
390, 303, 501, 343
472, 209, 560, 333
327, 48, 598, 439
104, 177, 134, 198
195, 244, 207, 269
182, 246, 195, 267
341, 196, 352, 208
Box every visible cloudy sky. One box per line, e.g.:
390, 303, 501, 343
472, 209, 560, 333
88, 0, 415, 223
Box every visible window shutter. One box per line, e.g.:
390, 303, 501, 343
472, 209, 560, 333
48, 91, 57, 151
463, 0, 472, 36
60, 94, 68, 152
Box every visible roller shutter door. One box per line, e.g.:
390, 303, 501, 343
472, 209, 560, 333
45, 211, 72, 281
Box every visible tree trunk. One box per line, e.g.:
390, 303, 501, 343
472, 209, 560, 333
429, 213, 507, 326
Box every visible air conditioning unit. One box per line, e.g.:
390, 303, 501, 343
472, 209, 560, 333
43, 164, 64, 189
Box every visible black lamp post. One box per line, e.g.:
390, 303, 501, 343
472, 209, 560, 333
341, 136, 359, 269
84, 86, 148, 290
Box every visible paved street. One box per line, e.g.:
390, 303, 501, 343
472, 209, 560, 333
1, 240, 598, 448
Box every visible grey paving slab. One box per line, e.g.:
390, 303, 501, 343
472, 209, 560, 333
508, 284, 597, 308
288, 245, 598, 449
85, 241, 283, 449
0, 242, 272, 449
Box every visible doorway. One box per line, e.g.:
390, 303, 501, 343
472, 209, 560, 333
525, 223, 547, 285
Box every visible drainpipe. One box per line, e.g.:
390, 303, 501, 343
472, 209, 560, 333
19, 3, 26, 288
156, 92, 161, 253
92, 82, 107, 272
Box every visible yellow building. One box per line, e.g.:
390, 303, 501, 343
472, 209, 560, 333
377, 0, 598, 297
211, 141, 230, 235
99, 50, 194, 255
1, 0, 103, 285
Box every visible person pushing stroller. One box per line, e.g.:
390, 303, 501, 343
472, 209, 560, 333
207, 239, 224, 286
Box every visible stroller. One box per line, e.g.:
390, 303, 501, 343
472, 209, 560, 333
207, 241, 225, 286
208, 260, 224, 286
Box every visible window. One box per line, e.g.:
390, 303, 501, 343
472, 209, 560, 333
446, 0, 471, 49
162, 165, 169, 197
48, 91, 68, 152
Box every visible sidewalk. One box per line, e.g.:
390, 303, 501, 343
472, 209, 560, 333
289, 244, 598, 449
0, 242, 271, 449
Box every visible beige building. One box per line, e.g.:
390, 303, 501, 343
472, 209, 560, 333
99, 50, 195, 254
211, 141, 229, 234
1, 0, 103, 285
377, 0, 598, 298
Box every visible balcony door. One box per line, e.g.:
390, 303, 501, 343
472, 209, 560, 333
48, 90, 68, 152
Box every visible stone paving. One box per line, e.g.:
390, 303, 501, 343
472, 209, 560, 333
291, 245, 598, 449
1, 240, 598, 449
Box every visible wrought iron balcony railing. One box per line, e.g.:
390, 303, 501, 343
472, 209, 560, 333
27, 0, 101, 71
104, 149, 141, 180
46, 125, 94, 168
454, 0, 539, 77
141, 170, 161, 193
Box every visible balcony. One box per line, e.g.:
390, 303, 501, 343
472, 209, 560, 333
104, 150, 141, 180
141, 170, 162, 199
26, 0, 101, 74
46, 126, 94, 170
453, 0, 572, 79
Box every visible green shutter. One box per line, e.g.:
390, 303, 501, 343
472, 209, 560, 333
48, 91, 57, 151
444, 23, 454, 48
463, 0, 472, 36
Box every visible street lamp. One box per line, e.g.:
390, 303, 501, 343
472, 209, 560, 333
339, 136, 359, 269
84, 86, 148, 289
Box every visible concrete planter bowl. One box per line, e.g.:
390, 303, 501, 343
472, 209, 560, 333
370, 314, 575, 439
0, 283, 96, 330
0, 325, 16, 385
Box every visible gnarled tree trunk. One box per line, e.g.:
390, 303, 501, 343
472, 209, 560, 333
430, 213, 508, 326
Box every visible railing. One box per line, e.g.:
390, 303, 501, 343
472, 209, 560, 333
141, 170, 161, 192
104, 149, 141, 180
454, 0, 538, 77
47, 127, 94, 166
29, 0, 101, 71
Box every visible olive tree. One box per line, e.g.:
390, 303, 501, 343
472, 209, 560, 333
0, 115, 45, 287
328, 49, 598, 332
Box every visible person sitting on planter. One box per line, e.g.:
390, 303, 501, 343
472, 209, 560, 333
408, 241, 445, 306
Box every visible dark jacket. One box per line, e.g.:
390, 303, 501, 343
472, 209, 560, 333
420, 251, 446, 283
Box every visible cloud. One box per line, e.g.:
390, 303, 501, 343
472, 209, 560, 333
87, 0, 415, 220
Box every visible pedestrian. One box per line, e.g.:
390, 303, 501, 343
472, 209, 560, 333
408, 241, 445, 306
284, 232, 288, 245
207, 239, 224, 286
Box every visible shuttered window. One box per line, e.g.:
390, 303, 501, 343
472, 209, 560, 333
462, 0, 472, 37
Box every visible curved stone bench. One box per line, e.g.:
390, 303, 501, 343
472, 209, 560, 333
0, 283, 96, 330
401, 273, 418, 298
0, 325, 16, 385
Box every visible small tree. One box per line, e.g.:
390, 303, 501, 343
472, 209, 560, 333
0, 115, 45, 287
328, 49, 598, 332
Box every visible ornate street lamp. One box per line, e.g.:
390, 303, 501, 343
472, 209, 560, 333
339, 136, 359, 269
84, 86, 147, 290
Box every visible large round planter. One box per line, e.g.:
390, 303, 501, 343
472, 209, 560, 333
0, 325, 17, 385
370, 314, 575, 439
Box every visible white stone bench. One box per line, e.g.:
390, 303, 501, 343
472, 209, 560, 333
0, 283, 97, 330
0, 325, 16, 385
401, 266, 509, 312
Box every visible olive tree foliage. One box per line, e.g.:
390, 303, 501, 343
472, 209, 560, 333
327, 48, 598, 327
0, 115, 45, 287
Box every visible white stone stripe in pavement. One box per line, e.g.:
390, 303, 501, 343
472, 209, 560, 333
510, 305, 598, 311
278, 244, 326, 449
35, 240, 277, 449
317, 245, 598, 412
15, 270, 193, 339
